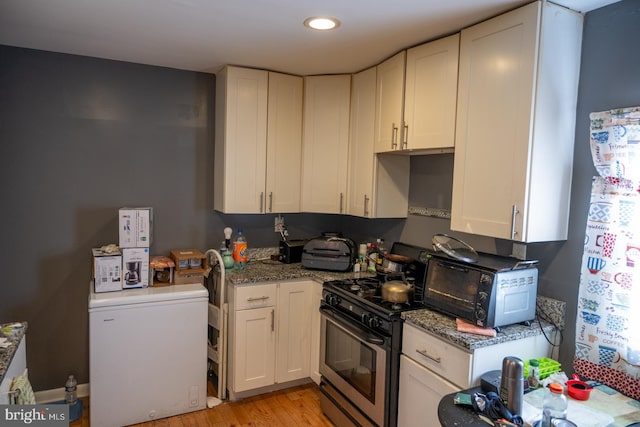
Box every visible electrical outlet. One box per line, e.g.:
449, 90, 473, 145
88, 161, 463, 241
275, 215, 285, 233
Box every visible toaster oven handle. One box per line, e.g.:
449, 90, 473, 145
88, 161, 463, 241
512, 260, 538, 270
438, 261, 469, 273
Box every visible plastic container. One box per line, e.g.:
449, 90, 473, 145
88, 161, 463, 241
65, 375, 78, 405
523, 357, 562, 379
541, 383, 568, 427
566, 374, 594, 401
233, 228, 248, 269
500, 356, 524, 416
528, 359, 541, 388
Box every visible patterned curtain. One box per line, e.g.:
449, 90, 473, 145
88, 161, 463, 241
574, 106, 640, 399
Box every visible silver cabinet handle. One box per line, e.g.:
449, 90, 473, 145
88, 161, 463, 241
416, 349, 441, 364
269, 192, 273, 213
364, 194, 370, 217
260, 192, 264, 213
511, 204, 519, 239
340, 192, 344, 214
402, 122, 408, 150
271, 309, 275, 332
246, 296, 270, 302
391, 123, 399, 149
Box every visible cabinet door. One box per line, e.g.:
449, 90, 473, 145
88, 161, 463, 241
451, 2, 539, 240
233, 306, 276, 392
374, 51, 405, 153
301, 75, 351, 214
214, 66, 268, 213
276, 280, 312, 383
404, 34, 459, 151
397, 355, 460, 427
347, 67, 376, 217
266, 72, 303, 213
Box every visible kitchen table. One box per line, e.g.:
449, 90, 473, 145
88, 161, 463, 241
438, 383, 640, 427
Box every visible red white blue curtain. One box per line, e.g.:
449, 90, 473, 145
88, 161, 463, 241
574, 106, 640, 399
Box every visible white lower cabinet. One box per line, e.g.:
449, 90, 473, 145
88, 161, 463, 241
228, 280, 314, 399
398, 355, 459, 427
233, 305, 276, 392
398, 322, 551, 426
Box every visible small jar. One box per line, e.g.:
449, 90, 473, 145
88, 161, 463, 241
528, 359, 540, 388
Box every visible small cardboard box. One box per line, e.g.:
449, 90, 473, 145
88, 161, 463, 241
92, 248, 122, 293
173, 271, 204, 286
170, 249, 207, 273
170, 249, 206, 285
119, 207, 153, 248
122, 247, 150, 289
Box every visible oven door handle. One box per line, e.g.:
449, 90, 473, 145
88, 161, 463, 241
320, 305, 385, 346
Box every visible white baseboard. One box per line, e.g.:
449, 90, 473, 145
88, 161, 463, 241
35, 383, 89, 404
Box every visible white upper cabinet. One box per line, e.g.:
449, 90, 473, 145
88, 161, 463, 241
374, 51, 406, 153
374, 34, 459, 154
214, 67, 302, 214
215, 66, 268, 213
451, 1, 582, 242
403, 34, 459, 152
347, 67, 409, 218
266, 72, 303, 213
301, 75, 351, 214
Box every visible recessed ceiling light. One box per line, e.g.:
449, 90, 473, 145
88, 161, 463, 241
304, 17, 340, 31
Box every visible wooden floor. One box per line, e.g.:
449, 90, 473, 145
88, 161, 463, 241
70, 381, 334, 426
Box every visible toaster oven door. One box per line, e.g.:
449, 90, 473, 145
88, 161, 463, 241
424, 259, 483, 320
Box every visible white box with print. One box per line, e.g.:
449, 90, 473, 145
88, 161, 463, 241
122, 247, 149, 289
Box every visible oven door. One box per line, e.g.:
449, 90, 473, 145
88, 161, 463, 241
320, 305, 387, 426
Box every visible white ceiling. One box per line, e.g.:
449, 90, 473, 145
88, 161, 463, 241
0, 0, 618, 76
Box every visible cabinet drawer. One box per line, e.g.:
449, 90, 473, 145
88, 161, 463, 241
235, 283, 277, 310
402, 323, 472, 388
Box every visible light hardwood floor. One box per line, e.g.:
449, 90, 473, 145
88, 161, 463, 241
70, 382, 334, 426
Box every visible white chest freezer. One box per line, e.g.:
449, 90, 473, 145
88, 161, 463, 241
89, 284, 208, 427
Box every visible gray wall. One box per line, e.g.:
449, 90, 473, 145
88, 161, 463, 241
0, 46, 402, 391
1, 0, 638, 392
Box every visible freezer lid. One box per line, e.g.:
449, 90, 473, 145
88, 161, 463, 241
88, 283, 208, 309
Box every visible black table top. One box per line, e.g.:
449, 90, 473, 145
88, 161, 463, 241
438, 387, 491, 427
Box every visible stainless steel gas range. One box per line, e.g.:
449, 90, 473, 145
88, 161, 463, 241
318, 242, 429, 427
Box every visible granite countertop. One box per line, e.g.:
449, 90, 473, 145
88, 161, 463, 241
224, 248, 566, 354
224, 259, 374, 285
0, 322, 28, 384
402, 310, 556, 351
402, 295, 565, 351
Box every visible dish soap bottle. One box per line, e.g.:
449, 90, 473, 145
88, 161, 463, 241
233, 228, 248, 269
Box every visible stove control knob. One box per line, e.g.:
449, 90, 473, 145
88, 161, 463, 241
362, 313, 380, 329
325, 293, 340, 306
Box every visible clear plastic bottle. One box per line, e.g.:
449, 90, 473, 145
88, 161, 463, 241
65, 374, 78, 405
233, 228, 248, 269
541, 383, 567, 427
